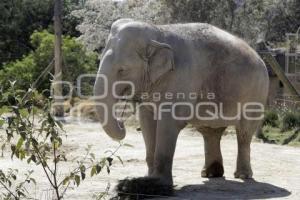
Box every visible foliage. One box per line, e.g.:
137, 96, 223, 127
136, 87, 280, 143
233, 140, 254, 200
0, 169, 35, 200
261, 107, 300, 145
0, 0, 53, 68
265, 0, 300, 43
61, 0, 88, 37
1, 0, 299, 71
0, 30, 98, 92
261, 126, 300, 146
72, 0, 172, 51
164, 0, 300, 44
281, 111, 300, 131
263, 109, 279, 127
74, 0, 300, 50
0, 0, 85, 68
0, 83, 123, 199
164, 0, 233, 25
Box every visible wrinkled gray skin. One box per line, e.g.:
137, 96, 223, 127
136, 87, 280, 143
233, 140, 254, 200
94, 19, 269, 186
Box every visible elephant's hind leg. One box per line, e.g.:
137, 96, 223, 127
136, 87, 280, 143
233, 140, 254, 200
198, 127, 226, 178
234, 120, 260, 179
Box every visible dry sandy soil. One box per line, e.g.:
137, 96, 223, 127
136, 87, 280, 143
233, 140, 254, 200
1, 120, 299, 200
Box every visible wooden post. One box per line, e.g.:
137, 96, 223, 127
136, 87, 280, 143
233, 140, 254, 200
53, 0, 64, 117
262, 53, 300, 102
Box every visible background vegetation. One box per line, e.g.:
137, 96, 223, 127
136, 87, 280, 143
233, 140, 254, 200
260, 108, 300, 146
75, 0, 300, 51
1, 0, 300, 92
0, 0, 84, 69
0, 30, 97, 92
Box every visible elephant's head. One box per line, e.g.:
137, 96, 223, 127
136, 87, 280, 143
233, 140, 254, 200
93, 19, 174, 140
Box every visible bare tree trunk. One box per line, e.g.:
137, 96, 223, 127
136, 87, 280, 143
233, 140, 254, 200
53, 0, 64, 117
227, 0, 236, 31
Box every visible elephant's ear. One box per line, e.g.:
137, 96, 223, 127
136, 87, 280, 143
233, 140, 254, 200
146, 40, 174, 84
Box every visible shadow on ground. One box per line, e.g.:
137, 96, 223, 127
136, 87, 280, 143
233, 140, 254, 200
175, 178, 291, 200
111, 177, 291, 200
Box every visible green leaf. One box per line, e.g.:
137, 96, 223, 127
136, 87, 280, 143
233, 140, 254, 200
19, 150, 26, 160
11, 174, 17, 180
11, 145, 16, 158
80, 165, 86, 173
17, 191, 25, 197
106, 157, 113, 166
123, 143, 134, 148
81, 172, 86, 180
62, 177, 70, 186
30, 178, 36, 185
96, 164, 102, 174
0, 119, 5, 127
31, 155, 37, 163
16, 137, 24, 150
74, 175, 80, 187
8, 180, 12, 187
106, 166, 110, 174
116, 156, 123, 165
91, 166, 96, 177
20, 109, 29, 118
0, 106, 10, 115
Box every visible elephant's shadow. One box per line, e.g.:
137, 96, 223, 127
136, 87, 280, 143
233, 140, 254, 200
173, 178, 291, 200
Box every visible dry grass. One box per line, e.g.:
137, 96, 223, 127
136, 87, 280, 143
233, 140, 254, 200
64, 98, 140, 127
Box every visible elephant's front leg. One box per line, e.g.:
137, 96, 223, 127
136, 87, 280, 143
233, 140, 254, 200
199, 127, 226, 178
115, 113, 182, 197
151, 115, 183, 185
139, 107, 157, 176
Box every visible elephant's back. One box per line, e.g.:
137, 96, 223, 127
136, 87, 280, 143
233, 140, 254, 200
158, 23, 239, 45
158, 23, 213, 41
159, 23, 269, 104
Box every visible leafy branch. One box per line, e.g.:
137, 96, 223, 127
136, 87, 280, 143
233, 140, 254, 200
0, 83, 123, 199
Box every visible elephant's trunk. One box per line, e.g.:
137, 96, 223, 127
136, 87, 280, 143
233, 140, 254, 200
93, 76, 126, 140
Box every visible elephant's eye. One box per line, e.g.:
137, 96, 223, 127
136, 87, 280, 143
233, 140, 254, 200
118, 67, 128, 76
118, 66, 129, 75
118, 68, 125, 74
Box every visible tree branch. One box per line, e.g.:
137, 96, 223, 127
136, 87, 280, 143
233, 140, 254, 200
0, 180, 19, 199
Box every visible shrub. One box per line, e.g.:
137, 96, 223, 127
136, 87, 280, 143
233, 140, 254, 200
0, 30, 98, 92
281, 111, 300, 131
0, 83, 124, 199
263, 110, 279, 127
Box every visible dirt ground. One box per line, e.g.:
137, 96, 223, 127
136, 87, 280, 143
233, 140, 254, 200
1, 120, 299, 199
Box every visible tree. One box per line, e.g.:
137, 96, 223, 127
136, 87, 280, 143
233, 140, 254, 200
75, 0, 267, 47
0, 0, 84, 68
0, 30, 98, 92
164, 0, 223, 24
0, 0, 53, 68
265, 0, 300, 42
73, 0, 300, 50
53, 0, 64, 117
72, 0, 172, 51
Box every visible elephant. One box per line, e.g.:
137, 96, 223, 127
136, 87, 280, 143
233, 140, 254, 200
93, 18, 269, 196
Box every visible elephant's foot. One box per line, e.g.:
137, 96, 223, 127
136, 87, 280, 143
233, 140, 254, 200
114, 177, 174, 199
234, 167, 253, 179
201, 161, 224, 178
